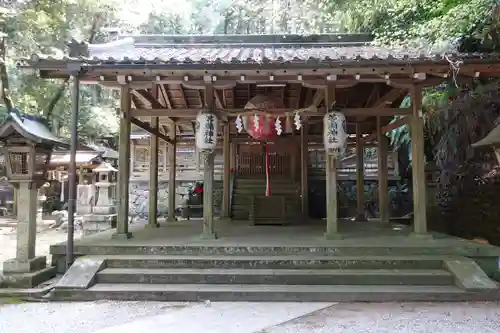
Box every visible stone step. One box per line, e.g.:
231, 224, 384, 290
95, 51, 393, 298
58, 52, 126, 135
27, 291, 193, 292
231, 203, 299, 212
235, 178, 296, 184
53, 245, 489, 257
96, 268, 455, 286
104, 255, 445, 270
232, 197, 298, 206
233, 191, 298, 197
234, 183, 299, 190
54, 283, 483, 302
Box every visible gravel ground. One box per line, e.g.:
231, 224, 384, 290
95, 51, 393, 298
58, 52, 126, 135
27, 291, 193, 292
1, 301, 500, 333
263, 302, 500, 333
0, 301, 189, 333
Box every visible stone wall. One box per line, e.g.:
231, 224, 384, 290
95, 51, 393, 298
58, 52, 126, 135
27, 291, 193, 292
129, 180, 222, 219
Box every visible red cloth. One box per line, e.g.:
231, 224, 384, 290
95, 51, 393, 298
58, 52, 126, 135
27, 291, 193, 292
194, 187, 203, 194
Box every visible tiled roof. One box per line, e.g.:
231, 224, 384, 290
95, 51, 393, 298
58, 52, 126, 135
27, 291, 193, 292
0, 112, 66, 147
25, 33, 498, 67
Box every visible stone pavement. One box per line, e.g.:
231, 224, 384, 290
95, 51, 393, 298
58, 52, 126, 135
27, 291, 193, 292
93, 302, 332, 333
263, 302, 500, 333
2, 301, 499, 333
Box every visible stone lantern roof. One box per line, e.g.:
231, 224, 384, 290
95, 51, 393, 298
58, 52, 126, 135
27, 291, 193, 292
93, 161, 117, 173
0, 111, 66, 147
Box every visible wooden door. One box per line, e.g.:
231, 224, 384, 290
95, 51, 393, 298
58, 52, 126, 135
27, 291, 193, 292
236, 141, 296, 179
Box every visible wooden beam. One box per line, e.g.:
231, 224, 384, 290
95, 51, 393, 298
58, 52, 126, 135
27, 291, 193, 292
324, 82, 340, 239
147, 116, 159, 228
410, 85, 428, 234
92, 75, 450, 90
312, 89, 325, 108
45, 63, 500, 83
202, 79, 217, 238
132, 89, 164, 109
196, 88, 204, 107
370, 88, 406, 108
354, 123, 366, 221
300, 123, 309, 216
222, 123, 230, 218
377, 116, 389, 224
167, 123, 176, 222
158, 84, 173, 109
365, 116, 409, 142
131, 107, 411, 118
342, 108, 410, 117
295, 84, 303, 109
214, 89, 225, 109
130, 117, 174, 144
178, 84, 188, 107
364, 85, 379, 107
116, 84, 132, 238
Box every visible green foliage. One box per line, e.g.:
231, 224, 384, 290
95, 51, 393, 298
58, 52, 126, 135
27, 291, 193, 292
0, 0, 121, 144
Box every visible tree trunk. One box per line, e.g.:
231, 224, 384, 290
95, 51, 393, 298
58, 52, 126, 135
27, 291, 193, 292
0, 13, 12, 112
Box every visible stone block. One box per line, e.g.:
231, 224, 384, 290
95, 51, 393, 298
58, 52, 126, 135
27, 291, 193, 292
3, 256, 46, 274
1, 266, 56, 288
444, 257, 499, 291
112, 232, 132, 240
56, 256, 106, 289
82, 214, 116, 236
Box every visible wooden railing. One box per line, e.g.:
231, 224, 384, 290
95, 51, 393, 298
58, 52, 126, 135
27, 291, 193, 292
236, 153, 290, 178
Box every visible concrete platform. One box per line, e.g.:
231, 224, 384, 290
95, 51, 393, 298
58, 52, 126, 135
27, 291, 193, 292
47, 219, 500, 302
49, 219, 500, 274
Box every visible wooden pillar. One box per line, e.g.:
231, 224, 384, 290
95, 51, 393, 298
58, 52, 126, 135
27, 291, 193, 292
377, 116, 389, 223
410, 85, 428, 235
113, 84, 132, 239
167, 124, 176, 222
222, 124, 230, 218
324, 84, 341, 239
147, 117, 159, 228
354, 123, 366, 221
201, 80, 217, 239
130, 141, 135, 173
300, 124, 309, 216
231, 142, 237, 174
12, 187, 17, 215
162, 145, 168, 173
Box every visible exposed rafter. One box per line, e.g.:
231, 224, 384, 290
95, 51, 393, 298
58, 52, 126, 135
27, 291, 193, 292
131, 117, 174, 145
131, 107, 410, 118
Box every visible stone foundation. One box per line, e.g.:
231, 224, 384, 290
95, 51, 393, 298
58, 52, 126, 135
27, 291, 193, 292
1, 256, 56, 288
82, 214, 117, 236
129, 180, 222, 218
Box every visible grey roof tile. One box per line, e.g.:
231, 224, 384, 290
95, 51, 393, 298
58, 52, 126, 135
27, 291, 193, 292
0, 112, 66, 147
24, 34, 500, 66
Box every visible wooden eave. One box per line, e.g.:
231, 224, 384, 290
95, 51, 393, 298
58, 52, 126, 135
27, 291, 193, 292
20, 57, 500, 137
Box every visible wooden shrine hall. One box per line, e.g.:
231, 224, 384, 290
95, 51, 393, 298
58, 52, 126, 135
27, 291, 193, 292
21, 33, 500, 240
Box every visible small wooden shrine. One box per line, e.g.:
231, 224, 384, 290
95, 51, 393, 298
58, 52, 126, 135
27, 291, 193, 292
20, 33, 500, 239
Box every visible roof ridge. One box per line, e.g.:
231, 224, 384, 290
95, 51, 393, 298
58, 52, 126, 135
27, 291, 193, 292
112, 33, 374, 47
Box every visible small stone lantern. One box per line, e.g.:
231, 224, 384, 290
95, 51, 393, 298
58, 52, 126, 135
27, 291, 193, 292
92, 162, 117, 215
81, 162, 118, 236
0, 112, 65, 287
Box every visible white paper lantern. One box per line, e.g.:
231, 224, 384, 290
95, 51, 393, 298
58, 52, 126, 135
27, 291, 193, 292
323, 111, 347, 156
195, 112, 218, 151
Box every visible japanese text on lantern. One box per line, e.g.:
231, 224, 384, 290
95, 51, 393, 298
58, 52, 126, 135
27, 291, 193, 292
204, 114, 215, 144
